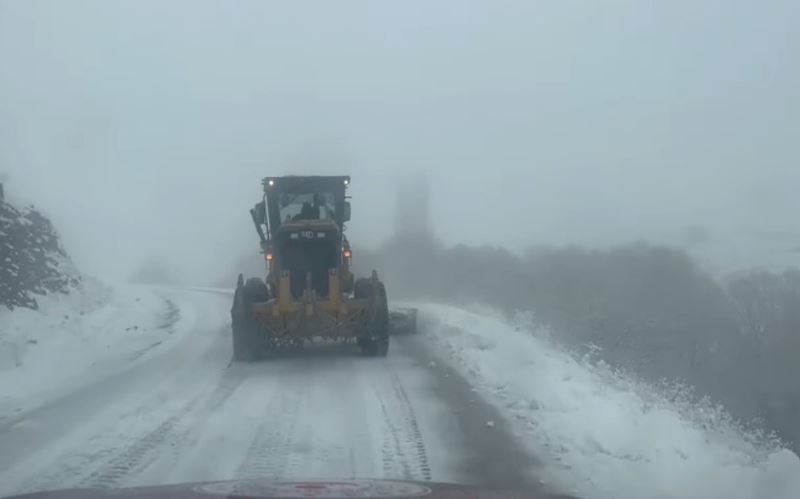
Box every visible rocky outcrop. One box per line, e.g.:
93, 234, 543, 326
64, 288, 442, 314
0, 188, 80, 310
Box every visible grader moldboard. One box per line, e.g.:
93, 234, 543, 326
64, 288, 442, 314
231, 175, 416, 361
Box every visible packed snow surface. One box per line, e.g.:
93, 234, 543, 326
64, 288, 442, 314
0, 288, 483, 497
416, 303, 800, 499
3, 284, 800, 499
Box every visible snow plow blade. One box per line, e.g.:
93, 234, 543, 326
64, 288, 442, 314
389, 307, 418, 335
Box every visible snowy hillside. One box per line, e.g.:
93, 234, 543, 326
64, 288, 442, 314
1, 190, 184, 424
0, 283, 182, 422
417, 303, 800, 499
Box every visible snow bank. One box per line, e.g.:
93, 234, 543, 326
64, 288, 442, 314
0, 281, 178, 418
418, 303, 800, 499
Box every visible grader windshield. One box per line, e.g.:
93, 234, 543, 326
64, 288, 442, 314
278, 192, 337, 223
261, 176, 351, 234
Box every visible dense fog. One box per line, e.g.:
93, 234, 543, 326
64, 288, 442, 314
2, 0, 799, 460
2, 0, 799, 282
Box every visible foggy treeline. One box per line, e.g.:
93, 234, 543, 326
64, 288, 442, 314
357, 233, 800, 453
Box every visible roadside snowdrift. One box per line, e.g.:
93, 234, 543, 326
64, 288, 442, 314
418, 304, 800, 499
0, 282, 178, 420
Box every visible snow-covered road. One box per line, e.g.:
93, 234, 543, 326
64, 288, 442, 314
0, 288, 544, 497
4, 287, 799, 499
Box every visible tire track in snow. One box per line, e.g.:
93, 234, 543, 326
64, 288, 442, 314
22, 395, 200, 493
125, 298, 181, 362
375, 371, 432, 481
126, 341, 163, 362
78, 398, 199, 489
79, 366, 246, 488
236, 387, 302, 481
377, 388, 413, 479
277, 358, 377, 481
25, 366, 245, 492
157, 299, 181, 333
392, 373, 433, 481
201, 366, 247, 413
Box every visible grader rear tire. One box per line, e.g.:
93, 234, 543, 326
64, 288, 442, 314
231, 275, 267, 362
355, 278, 389, 357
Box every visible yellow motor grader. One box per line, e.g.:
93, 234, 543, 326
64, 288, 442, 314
231, 175, 415, 361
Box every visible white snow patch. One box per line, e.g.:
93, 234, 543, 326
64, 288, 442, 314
417, 303, 800, 499
0, 280, 178, 417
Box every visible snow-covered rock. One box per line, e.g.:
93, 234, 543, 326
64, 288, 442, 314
0, 196, 80, 310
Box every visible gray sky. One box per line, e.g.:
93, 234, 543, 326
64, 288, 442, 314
1, 0, 798, 281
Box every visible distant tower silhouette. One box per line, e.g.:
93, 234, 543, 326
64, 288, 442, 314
393, 173, 431, 238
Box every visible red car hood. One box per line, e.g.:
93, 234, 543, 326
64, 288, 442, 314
6, 479, 578, 499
